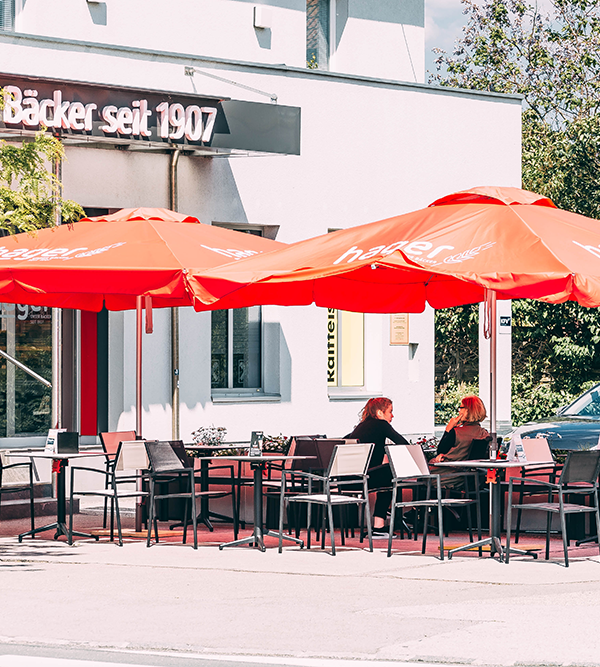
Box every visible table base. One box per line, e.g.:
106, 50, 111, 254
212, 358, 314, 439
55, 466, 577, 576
448, 536, 538, 561
18, 521, 98, 543
219, 528, 303, 552
172, 510, 234, 532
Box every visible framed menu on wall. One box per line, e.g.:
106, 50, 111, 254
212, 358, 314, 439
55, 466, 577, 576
390, 314, 409, 345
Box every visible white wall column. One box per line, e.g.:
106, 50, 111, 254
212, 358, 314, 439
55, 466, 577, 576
479, 299, 512, 433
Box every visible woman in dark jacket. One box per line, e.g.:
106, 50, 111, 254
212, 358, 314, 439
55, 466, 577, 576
430, 395, 490, 485
345, 397, 408, 537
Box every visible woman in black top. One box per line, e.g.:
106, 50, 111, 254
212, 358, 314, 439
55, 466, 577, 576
345, 397, 408, 536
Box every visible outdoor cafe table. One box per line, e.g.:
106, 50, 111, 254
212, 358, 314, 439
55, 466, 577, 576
212, 454, 315, 552
435, 459, 554, 561
8, 449, 106, 542
183, 443, 248, 531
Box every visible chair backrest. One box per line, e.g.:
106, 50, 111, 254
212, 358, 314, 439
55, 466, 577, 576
386, 444, 425, 479
327, 443, 373, 478
405, 444, 430, 475
100, 431, 137, 458
115, 440, 149, 471
315, 438, 358, 471
168, 440, 193, 468
468, 437, 491, 460
521, 437, 553, 463
145, 441, 184, 474
290, 438, 320, 471
559, 450, 600, 485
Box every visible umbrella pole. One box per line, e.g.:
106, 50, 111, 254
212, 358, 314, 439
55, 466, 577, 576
488, 289, 498, 457
135, 295, 143, 532
136, 295, 143, 437
51, 308, 62, 428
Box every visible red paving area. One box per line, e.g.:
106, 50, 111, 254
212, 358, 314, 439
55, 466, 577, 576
2, 510, 600, 560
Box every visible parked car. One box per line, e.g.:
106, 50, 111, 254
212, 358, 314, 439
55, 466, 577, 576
508, 384, 600, 451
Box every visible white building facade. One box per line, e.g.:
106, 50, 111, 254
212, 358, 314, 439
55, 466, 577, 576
0, 0, 520, 446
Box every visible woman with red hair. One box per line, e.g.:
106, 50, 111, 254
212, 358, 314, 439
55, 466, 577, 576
345, 397, 408, 538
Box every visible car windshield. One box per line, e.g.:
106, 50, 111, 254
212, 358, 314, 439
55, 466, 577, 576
562, 387, 600, 417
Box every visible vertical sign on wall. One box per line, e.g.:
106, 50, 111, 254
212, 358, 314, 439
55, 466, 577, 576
327, 308, 337, 385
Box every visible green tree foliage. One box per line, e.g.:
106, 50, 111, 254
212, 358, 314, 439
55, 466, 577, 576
432, 0, 600, 425
435, 305, 479, 423
0, 131, 84, 234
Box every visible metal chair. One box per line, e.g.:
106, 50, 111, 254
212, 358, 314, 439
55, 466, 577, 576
278, 442, 374, 555
509, 437, 560, 543
386, 444, 481, 559
506, 450, 600, 566
169, 440, 239, 538
99, 431, 137, 528
68, 439, 149, 546
145, 440, 226, 548
0, 451, 35, 536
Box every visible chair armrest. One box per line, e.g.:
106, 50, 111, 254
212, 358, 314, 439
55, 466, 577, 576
151, 467, 194, 476
70, 465, 110, 476
392, 474, 437, 483
282, 469, 325, 483
207, 464, 235, 474
1, 461, 33, 471
509, 477, 558, 491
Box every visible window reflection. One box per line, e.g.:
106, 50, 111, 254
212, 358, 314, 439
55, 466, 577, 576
0, 303, 52, 436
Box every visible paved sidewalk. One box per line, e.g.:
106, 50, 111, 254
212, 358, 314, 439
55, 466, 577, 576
1, 526, 600, 667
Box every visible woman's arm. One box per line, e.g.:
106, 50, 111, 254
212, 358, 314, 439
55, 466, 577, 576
383, 422, 409, 445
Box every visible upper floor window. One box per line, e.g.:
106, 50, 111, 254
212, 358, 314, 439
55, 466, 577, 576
0, 0, 14, 31
307, 0, 330, 70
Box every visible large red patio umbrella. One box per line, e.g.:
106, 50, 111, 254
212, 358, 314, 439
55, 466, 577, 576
0, 207, 281, 311
188, 186, 600, 312
187, 186, 600, 452
0, 207, 282, 437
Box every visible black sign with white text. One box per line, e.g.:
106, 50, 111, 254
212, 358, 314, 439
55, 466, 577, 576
0, 73, 301, 155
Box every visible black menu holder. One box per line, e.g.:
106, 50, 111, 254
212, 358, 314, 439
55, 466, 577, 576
56, 431, 79, 454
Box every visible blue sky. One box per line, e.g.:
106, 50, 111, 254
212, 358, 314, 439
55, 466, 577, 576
425, 0, 466, 77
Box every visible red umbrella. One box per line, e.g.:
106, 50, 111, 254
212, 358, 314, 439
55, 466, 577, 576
0, 208, 282, 437
188, 186, 600, 312
188, 185, 600, 453
0, 207, 281, 311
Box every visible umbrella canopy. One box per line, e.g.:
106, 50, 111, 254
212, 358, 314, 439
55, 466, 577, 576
189, 187, 600, 313
0, 207, 282, 312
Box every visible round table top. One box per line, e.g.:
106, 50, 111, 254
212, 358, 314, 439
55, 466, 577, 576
211, 454, 316, 462
7, 450, 106, 460
185, 444, 247, 451
434, 458, 555, 469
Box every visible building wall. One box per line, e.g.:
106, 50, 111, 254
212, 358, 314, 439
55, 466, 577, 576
0, 3, 520, 444
12, 0, 423, 83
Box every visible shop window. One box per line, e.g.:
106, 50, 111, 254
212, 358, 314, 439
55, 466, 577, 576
0, 0, 14, 31
0, 303, 52, 436
211, 226, 263, 396
307, 0, 330, 70
327, 309, 365, 390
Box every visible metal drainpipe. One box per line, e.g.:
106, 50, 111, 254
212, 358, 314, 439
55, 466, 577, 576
170, 148, 181, 441
51, 153, 63, 428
